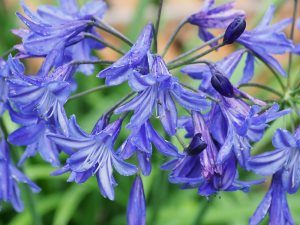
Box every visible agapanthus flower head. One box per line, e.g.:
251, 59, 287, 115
237, 5, 293, 76
249, 172, 294, 225
127, 175, 146, 225
98, 23, 154, 86
48, 115, 137, 200
223, 16, 246, 45
0, 128, 40, 212
249, 127, 300, 194
188, 0, 244, 45
15, 0, 107, 75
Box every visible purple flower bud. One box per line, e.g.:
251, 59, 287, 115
223, 16, 246, 45
127, 175, 146, 225
210, 70, 234, 98
185, 133, 207, 156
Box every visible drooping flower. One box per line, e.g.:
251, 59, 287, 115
237, 5, 293, 76
7, 56, 74, 120
182, 49, 253, 92
127, 175, 146, 225
114, 53, 210, 135
15, 0, 107, 75
248, 127, 300, 194
0, 58, 9, 115
98, 23, 154, 86
249, 171, 294, 225
48, 116, 137, 200
213, 99, 290, 168
0, 128, 40, 212
119, 120, 178, 176
188, 0, 244, 45
165, 112, 262, 195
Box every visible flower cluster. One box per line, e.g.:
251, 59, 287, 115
0, 0, 299, 225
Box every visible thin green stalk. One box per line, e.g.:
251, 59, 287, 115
287, 0, 298, 89
239, 83, 284, 98
249, 50, 285, 91
71, 60, 114, 66
162, 17, 188, 57
153, 0, 164, 53
0, 118, 43, 225
1, 47, 15, 58
92, 21, 133, 46
167, 43, 225, 70
180, 82, 220, 103
168, 34, 224, 64
105, 91, 136, 116
68, 85, 108, 101
175, 133, 186, 148
193, 198, 213, 225
84, 33, 126, 55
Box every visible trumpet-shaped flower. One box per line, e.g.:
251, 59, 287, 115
15, 0, 106, 75
48, 116, 137, 200
249, 127, 300, 194
0, 128, 40, 212
249, 172, 294, 225
188, 0, 244, 45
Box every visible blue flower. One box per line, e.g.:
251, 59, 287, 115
248, 127, 300, 194
15, 0, 106, 75
98, 23, 154, 86
115, 54, 209, 135
48, 116, 137, 200
0, 58, 9, 115
238, 5, 293, 76
127, 175, 146, 225
249, 172, 294, 225
182, 49, 252, 93
165, 112, 262, 195
0, 128, 40, 212
7, 57, 74, 120
119, 120, 178, 176
188, 0, 244, 45
213, 99, 290, 168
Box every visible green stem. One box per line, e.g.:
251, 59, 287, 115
287, 0, 298, 89
162, 17, 188, 57
180, 82, 220, 103
238, 83, 284, 98
0, 118, 43, 225
68, 85, 108, 101
105, 91, 136, 116
193, 198, 212, 225
84, 33, 126, 55
92, 20, 133, 47
153, 0, 164, 53
1, 47, 15, 58
248, 50, 285, 91
167, 43, 225, 70
71, 60, 114, 66
175, 133, 186, 148
168, 34, 224, 64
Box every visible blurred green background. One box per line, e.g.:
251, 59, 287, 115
0, 0, 300, 225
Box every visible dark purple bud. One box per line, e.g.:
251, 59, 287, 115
223, 16, 246, 45
211, 70, 234, 98
127, 175, 146, 225
185, 133, 207, 156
